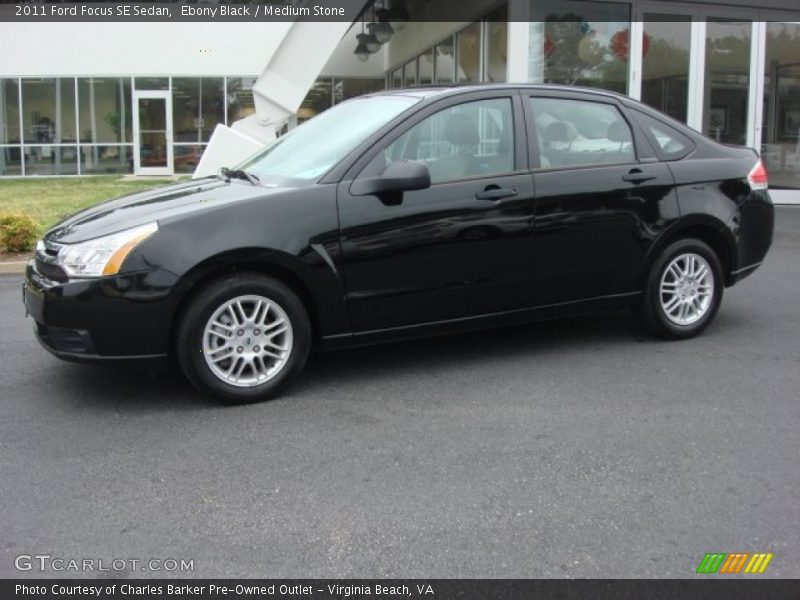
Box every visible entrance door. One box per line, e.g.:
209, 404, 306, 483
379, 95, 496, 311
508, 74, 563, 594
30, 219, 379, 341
133, 91, 172, 175
631, 3, 696, 124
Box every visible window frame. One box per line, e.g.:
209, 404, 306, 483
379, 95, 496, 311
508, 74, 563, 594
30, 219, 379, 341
523, 90, 654, 173
343, 90, 529, 189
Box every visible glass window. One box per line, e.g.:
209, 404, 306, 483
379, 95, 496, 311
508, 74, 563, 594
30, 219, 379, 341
0, 146, 22, 176
530, 97, 635, 169
172, 78, 224, 143
24, 145, 78, 175
297, 79, 333, 123
434, 38, 455, 84
226, 77, 257, 124
762, 22, 800, 190
333, 78, 385, 105
457, 22, 481, 83
367, 98, 514, 185
703, 19, 751, 146
403, 59, 417, 86
173, 144, 205, 174
418, 48, 434, 85
633, 111, 693, 160
79, 145, 133, 174
22, 78, 77, 144
0, 79, 21, 144
485, 5, 508, 82
134, 77, 169, 90
78, 78, 132, 144
531, 0, 631, 94
239, 95, 419, 184
391, 69, 402, 89
642, 16, 691, 123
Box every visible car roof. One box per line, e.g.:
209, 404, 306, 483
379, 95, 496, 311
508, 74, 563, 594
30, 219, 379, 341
372, 83, 629, 102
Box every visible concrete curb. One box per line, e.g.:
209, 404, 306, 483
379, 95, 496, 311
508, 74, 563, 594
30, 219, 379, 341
0, 261, 27, 275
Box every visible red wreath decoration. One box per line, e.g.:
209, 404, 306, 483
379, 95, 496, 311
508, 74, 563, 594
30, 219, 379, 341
544, 32, 555, 58
610, 29, 651, 60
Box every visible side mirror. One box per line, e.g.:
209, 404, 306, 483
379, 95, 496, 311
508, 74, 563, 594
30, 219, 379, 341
350, 160, 431, 197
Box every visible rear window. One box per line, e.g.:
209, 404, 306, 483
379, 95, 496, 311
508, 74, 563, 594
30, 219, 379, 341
633, 110, 694, 160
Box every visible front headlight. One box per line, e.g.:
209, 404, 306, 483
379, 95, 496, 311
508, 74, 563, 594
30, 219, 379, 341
56, 222, 158, 278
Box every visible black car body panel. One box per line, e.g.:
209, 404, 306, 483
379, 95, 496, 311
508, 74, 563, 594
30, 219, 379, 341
24, 262, 181, 360
22, 84, 775, 363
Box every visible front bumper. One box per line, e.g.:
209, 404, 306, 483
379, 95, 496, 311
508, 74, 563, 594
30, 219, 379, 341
23, 261, 182, 364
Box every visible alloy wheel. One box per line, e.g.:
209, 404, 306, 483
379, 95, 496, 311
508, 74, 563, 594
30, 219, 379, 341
202, 294, 293, 387
659, 252, 715, 326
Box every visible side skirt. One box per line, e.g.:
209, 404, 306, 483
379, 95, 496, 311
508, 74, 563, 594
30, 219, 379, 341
319, 291, 641, 350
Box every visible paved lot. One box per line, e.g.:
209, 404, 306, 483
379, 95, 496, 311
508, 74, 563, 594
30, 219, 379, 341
1, 207, 798, 579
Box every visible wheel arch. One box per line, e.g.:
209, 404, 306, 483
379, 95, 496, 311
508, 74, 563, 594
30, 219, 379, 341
641, 216, 738, 288
168, 248, 323, 353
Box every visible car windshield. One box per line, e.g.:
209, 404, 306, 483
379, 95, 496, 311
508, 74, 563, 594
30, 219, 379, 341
237, 95, 420, 185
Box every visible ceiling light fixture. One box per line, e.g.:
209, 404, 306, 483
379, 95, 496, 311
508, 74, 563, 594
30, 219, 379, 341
354, 15, 371, 62
368, 8, 395, 44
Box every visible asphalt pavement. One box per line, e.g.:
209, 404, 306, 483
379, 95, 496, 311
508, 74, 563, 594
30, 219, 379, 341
1, 207, 798, 579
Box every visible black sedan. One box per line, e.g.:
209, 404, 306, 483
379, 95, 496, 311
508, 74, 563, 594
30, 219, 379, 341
23, 85, 774, 403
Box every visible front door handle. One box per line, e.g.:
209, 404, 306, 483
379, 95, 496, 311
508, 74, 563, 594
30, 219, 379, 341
622, 169, 656, 184
475, 186, 518, 201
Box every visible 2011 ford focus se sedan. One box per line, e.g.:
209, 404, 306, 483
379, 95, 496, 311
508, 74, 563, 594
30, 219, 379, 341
22, 85, 774, 404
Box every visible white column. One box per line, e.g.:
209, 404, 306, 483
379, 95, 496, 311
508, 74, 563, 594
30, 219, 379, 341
89, 78, 99, 169
0, 80, 6, 173
628, 20, 644, 100
119, 78, 127, 169
506, 22, 531, 83
687, 20, 707, 133
506, 0, 532, 83
747, 21, 767, 151
55, 79, 62, 173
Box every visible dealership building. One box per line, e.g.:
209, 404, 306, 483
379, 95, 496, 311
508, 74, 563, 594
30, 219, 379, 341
0, 0, 798, 199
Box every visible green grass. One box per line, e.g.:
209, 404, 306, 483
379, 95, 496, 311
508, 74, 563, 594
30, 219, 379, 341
0, 176, 185, 230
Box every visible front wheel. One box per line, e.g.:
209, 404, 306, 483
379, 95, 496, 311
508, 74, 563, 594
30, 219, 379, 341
176, 273, 311, 404
635, 238, 723, 339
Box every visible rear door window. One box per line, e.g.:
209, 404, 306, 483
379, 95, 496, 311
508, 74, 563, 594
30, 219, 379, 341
529, 97, 636, 169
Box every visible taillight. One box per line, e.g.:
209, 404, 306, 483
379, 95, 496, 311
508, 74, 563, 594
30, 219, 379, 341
748, 160, 768, 191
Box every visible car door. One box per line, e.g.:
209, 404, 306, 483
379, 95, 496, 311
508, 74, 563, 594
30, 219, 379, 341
524, 91, 680, 306
336, 91, 536, 333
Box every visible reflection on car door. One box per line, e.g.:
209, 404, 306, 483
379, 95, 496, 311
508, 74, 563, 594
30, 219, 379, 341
525, 92, 679, 306
337, 92, 536, 333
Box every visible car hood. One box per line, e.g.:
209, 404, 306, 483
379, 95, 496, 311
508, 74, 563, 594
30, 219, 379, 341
45, 177, 288, 244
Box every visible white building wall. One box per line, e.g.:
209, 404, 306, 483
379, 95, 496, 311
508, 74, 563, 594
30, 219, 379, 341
0, 21, 380, 78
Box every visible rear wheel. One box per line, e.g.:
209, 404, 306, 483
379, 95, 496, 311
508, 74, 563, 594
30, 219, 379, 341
635, 238, 723, 339
176, 273, 311, 404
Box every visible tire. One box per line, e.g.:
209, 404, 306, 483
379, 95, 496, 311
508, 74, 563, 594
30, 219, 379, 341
176, 273, 311, 404
635, 238, 724, 339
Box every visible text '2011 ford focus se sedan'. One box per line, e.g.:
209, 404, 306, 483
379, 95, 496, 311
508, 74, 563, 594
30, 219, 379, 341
22, 85, 774, 404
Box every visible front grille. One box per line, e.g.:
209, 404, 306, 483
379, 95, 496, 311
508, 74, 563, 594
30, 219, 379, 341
35, 259, 68, 283
34, 239, 68, 282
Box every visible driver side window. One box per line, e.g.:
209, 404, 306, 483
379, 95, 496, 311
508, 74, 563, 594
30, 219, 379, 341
364, 98, 514, 185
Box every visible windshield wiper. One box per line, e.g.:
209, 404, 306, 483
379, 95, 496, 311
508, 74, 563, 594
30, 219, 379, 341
219, 167, 260, 186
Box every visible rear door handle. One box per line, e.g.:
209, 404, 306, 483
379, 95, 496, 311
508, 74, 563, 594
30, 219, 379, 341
475, 186, 518, 201
622, 169, 656, 184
